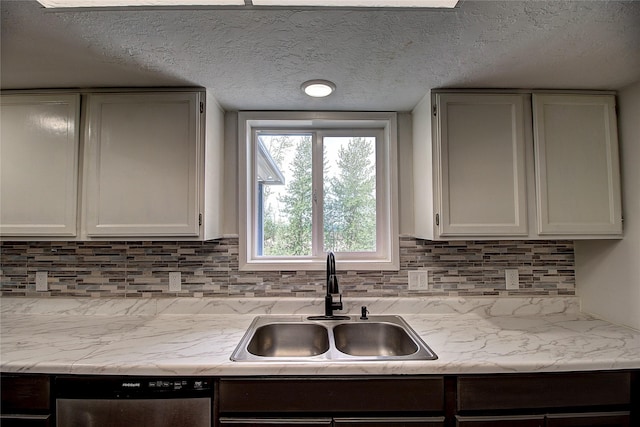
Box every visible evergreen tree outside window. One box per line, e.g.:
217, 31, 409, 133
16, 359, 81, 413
323, 136, 377, 253
239, 112, 399, 271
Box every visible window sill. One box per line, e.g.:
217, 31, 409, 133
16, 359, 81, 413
239, 258, 400, 272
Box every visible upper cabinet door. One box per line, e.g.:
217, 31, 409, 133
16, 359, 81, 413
435, 93, 528, 237
0, 94, 80, 236
533, 94, 622, 236
83, 92, 201, 237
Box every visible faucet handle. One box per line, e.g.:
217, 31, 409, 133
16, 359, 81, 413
334, 293, 343, 311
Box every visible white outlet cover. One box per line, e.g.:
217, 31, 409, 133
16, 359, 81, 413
169, 271, 181, 292
35, 271, 48, 292
505, 269, 520, 290
408, 270, 429, 290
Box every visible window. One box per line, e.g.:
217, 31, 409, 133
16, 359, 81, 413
239, 112, 398, 271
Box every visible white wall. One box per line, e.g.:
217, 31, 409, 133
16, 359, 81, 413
223, 111, 239, 236
204, 92, 226, 240
397, 112, 414, 235
575, 81, 640, 330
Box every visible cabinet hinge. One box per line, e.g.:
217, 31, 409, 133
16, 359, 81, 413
200, 102, 204, 114
199, 213, 202, 226
435, 213, 439, 226
432, 105, 437, 117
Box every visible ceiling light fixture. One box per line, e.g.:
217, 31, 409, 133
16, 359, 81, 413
301, 80, 336, 98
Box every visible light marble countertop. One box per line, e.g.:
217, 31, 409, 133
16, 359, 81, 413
1, 296, 639, 376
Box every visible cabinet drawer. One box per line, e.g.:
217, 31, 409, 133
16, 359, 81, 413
219, 377, 444, 414
0, 375, 50, 413
457, 372, 630, 412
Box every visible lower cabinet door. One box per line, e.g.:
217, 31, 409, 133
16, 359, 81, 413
545, 412, 630, 427
334, 417, 445, 427
218, 418, 332, 427
455, 415, 544, 427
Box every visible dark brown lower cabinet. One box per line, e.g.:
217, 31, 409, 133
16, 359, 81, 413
1, 369, 637, 427
219, 377, 444, 414
218, 377, 446, 427
0, 374, 51, 427
456, 372, 633, 427
218, 372, 637, 427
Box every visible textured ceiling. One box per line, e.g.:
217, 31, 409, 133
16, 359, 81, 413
1, 0, 639, 111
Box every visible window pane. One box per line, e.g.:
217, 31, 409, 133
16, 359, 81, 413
257, 134, 313, 256
323, 136, 377, 253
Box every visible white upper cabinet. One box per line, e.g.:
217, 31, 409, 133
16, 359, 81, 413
0, 94, 80, 236
82, 92, 202, 237
433, 93, 528, 237
1, 89, 224, 241
532, 94, 622, 236
413, 90, 623, 240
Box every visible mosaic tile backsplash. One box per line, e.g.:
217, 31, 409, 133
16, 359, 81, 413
0, 237, 575, 298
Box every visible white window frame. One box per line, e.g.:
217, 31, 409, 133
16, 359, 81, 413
239, 111, 399, 271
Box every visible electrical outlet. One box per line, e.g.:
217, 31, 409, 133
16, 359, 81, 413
505, 269, 519, 290
35, 271, 48, 292
408, 270, 429, 290
169, 271, 181, 292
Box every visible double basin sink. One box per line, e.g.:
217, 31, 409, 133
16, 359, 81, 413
231, 315, 437, 362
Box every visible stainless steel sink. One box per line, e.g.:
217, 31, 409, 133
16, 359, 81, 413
231, 315, 437, 362
333, 322, 418, 357
247, 323, 330, 357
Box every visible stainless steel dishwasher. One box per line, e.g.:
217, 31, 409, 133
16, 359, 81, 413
56, 376, 212, 427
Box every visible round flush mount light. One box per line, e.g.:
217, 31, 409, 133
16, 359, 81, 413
301, 80, 336, 98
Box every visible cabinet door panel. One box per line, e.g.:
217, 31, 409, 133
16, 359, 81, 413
219, 377, 444, 413
1, 374, 50, 413
546, 412, 630, 427
435, 93, 528, 236
455, 415, 543, 427
0, 94, 79, 236
533, 94, 622, 235
457, 372, 630, 412
84, 92, 200, 237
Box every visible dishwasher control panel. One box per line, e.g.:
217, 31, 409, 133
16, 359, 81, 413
124, 379, 211, 392
56, 376, 213, 399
